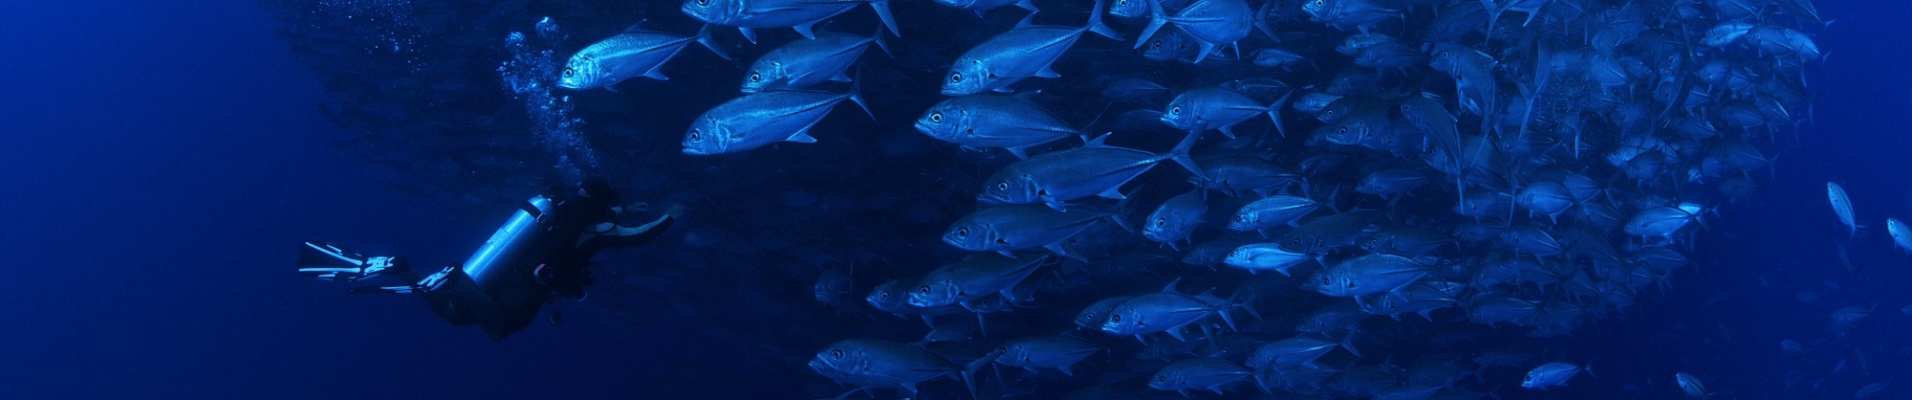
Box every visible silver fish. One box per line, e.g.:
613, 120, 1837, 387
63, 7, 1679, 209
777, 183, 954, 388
1102, 282, 1236, 340
1888, 218, 1912, 254
934, 0, 1037, 15
1307, 253, 1433, 297
1828, 182, 1857, 238
558, 24, 728, 90
739, 31, 887, 94
1675, 372, 1708, 399
944, 204, 1118, 258
909, 252, 1050, 308
682, 0, 899, 44
1135, 0, 1254, 63
810, 338, 969, 394
682, 81, 871, 155
1144, 191, 1208, 249
1230, 195, 1321, 234
1223, 242, 1311, 276
1161, 87, 1283, 139
942, 1, 1122, 95
978, 133, 1199, 209
914, 94, 1079, 159
991, 335, 1103, 376
1147, 357, 1253, 396
1520, 361, 1583, 389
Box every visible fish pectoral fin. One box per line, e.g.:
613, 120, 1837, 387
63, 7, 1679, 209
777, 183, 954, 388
792, 21, 819, 40
737, 27, 758, 44
1035, 66, 1062, 79
787, 129, 819, 143
641, 67, 669, 81
1096, 186, 1127, 200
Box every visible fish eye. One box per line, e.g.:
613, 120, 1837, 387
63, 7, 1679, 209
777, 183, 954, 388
930, 112, 943, 123
1234, 215, 1247, 223
1337, 127, 1348, 134
957, 228, 969, 237
997, 182, 1009, 191
1111, 314, 1122, 322
689, 129, 701, 140
1170, 106, 1181, 114
1346, 282, 1356, 288
918, 286, 930, 294
1155, 218, 1167, 228
879, 291, 890, 299
951, 72, 962, 83
561, 68, 574, 78
749, 73, 760, 82
830, 349, 843, 358
1324, 110, 1335, 118
1157, 375, 1167, 382
696, 0, 709, 5
1151, 40, 1163, 49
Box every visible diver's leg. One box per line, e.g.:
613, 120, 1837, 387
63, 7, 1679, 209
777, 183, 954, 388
347, 265, 453, 294
298, 241, 416, 282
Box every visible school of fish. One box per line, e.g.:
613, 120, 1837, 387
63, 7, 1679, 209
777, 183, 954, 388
264, 0, 1834, 397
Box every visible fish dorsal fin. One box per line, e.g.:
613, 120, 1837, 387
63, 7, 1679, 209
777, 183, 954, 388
1161, 277, 1182, 293
1014, 11, 1039, 30
1082, 132, 1115, 148
623, 20, 649, 34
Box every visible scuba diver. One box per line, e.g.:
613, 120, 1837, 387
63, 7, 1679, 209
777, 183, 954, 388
297, 178, 681, 340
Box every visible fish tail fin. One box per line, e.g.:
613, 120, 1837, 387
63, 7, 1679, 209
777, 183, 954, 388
870, 25, 892, 58
846, 69, 874, 121
1481, 0, 1506, 38
1133, 0, 1169, 48
1109, 186, 1142, 233
1268, 93, 1292, 138
1169, 130, 1206, 180
1339, 331, 1363, 358
869, 0, 901, 38
1087, 0, 1123, 41
961, 351, 997, 400
693, 23, 731, 61
1253, 0, 1279, 41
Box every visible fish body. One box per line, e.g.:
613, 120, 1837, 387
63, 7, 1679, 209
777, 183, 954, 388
1278, 210, 1382, 255
683, 0, 899, 44
740, 32, 885, 93
682, 85, 870, 155
1161, 87, 1281, 138
1231, 195, 1321, 233
1520, 362, 1582, 389
993, 335, 1103, 375
944, 204, 1116, 257
1192, 156, 1301, 196
1144, 191, 1209, 248
1102, 286, 1234, 338
1148, 357, 1253, 396
909, 252, 1050, 308
1675, 372, 1708, 399
559, 25, 725, 90
1308, 253, 1433, 297
1828, 182, 1857, 237
943, 1, 1122, 95
1135, 0, 1254, 63
1076, 295, 1137, 329
1246, 337, 1348, 369
810, 338, 964, 393
1223, 243, 1311, 275
978, 134, 1200, 209
1888, 218, 1912, 254
915, 95, 1078, 158
935, 0, 1037, 14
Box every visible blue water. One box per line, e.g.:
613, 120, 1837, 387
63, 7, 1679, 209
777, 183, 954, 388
2, 0, 1908, 399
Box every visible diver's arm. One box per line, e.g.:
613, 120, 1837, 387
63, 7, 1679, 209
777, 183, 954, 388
580, 204, 683, 249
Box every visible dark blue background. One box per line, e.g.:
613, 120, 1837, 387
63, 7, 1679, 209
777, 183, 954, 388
0, 0, 1906, 398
